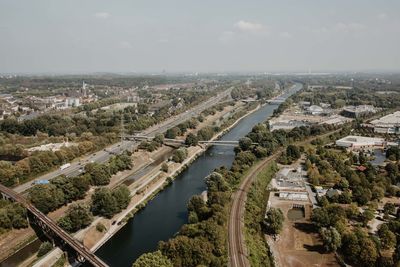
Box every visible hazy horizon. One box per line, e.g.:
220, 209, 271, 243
1, 0, 399, 73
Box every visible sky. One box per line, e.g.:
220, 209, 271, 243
0, 0, 399, 73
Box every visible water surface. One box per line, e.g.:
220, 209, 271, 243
95, 84, 302, 266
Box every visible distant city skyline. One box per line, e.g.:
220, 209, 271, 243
1, 0, 399, 73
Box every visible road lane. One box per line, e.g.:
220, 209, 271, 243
14, 89, 231, 194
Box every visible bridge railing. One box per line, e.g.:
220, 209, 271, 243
0, 184, 108, 267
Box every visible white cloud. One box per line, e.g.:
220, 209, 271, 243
279, 32, 292, 39
119, 41, 132, 49
219, 20, 268, 42
311, 27, 329, 34
157, 38, 169, 43
219, 31, 235, 43
234, 20, 266, 34
377, 13, 388, 20
94, 12, 111, 19
333, 22, 365, 33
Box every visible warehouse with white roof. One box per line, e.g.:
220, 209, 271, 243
335, 135, 385, 151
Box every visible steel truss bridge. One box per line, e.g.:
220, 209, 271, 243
0, 184, 108, 267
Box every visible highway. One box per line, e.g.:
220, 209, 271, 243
14, 88, 231, 194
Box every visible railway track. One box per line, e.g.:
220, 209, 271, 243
0, 184, 108, 267
227, 129, 340, 267
228, 150, 282, 267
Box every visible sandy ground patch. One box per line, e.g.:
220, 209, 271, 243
267, 193, 338, 267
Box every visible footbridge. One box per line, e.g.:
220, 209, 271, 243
0, 184, 108, 267
128, 135, 248, 146
266, 96, 286, 104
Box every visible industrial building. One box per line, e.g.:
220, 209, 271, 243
370, 111, 400, 134
342, 105, 377, 118
269, 120, 308, 131
335, 135, 385, 151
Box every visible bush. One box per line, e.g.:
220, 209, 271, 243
161, 163, 169, 173
96, 222, 107, 232
172, 148, 188, 163
37, 241, 53, 257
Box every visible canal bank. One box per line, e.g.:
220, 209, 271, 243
95, 83, 303, 266
87, 102, 263, 253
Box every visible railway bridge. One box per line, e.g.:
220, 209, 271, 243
0, 184, 108, 267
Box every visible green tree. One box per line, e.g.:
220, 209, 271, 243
187, 195, 210, 222
0, 209, 12, 229
7, 203, 28, 229
185, 133, 198, 146
161, 162, 169, 173
383, 202, 395, 215
320, 227, 341, 252
238, 137, 252, 151
378, 224, 396, 249
137, 103, 149, 114
286, 144, 301, 161
113, 185, 131, 211
58, 203, 93, 233
165, 127, 181, 139
71, 175, 90, 199
386, 147, 400, 161
159, 235, 214, 267
91, 187, 118, 218
85, 163, 111, 185
172, 148, 188, 163
96, 222, 106, 232
311, 207, 330, 228
154, 133, 164, 144
29, 184, 65, 214
360, 209, 375, 227
263, 208, 284, 235
37, 241, 53, 257
205, 172, 230, 193
132, 251, 173, 267
197, 126, 214, 141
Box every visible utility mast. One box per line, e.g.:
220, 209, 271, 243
120, 113, 125, 146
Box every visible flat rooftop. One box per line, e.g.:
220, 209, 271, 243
371, 111, 400, 125
336, 135, 385, 147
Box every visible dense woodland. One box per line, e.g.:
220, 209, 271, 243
26, 152, 132, 233
307, 145, 400, 266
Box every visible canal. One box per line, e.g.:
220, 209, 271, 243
95, 83, 303, 266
